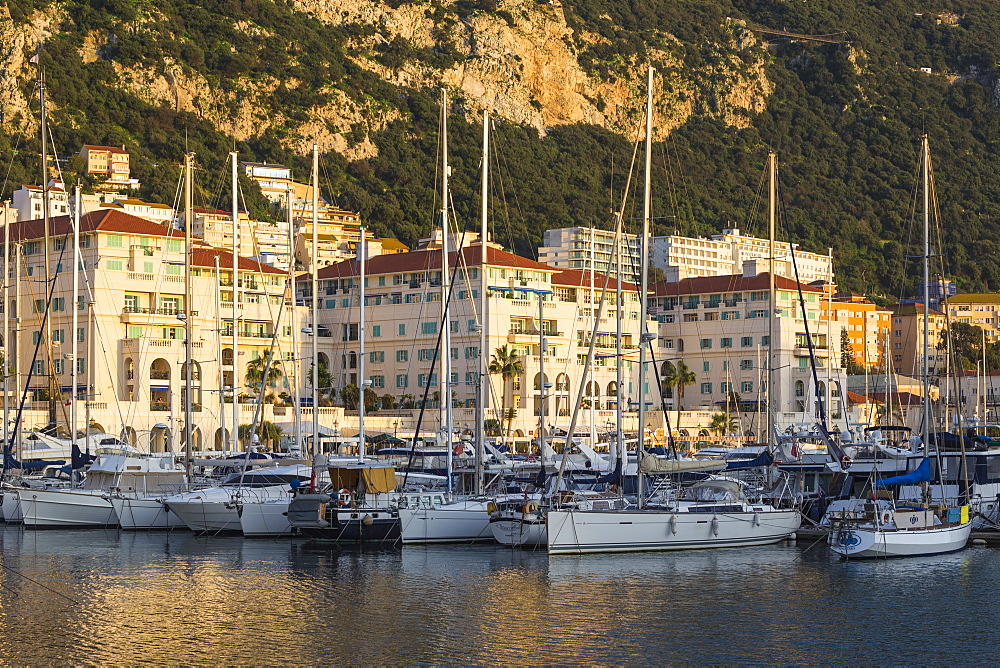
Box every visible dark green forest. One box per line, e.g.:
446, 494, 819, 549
6, 0, 1000, 298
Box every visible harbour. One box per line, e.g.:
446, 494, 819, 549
0, 527, 993, 664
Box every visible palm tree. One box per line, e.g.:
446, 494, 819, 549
710, 413, 737, 442
489, 345, 523, 440
245, 352, 283, 399
662, 360, 696, 410
238, 420, 284, 451
307, 360, 333, 403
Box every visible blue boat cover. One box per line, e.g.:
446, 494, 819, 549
876, 458, 931, 487
726, 451, 774, 470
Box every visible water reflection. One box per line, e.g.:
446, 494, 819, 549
0, 527, 995, 664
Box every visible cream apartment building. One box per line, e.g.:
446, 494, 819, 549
303, 234, 656, 439
0, 210, 300, 452
650, 272, 850, 431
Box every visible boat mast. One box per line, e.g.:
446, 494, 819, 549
921, 134, 930, 451
215, 255, 224, 451
637, 65, 653, 507
2, 204, 8, 450
70, 186, 80, 453
358, 228, 366, 464
288, 186, 301, 453
440, 89, 454, 498
615, 207, 623, 469
767, 152, 776, 447
475, 110, 489, 497
183, 153, 194, 478
230, 151, 240, 452
38, 44, 57, 430
310, 145, 320, 456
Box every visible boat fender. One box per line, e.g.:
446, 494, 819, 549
338, 489, 352, 508
453, 445, 464, 456
753, 512, 761, 527
881, 510, 891, 525
711, 517, 720, 536
486, 501, 497, 515
362, 514, 374, 526
523, 501, 539, 514
669, 514, 678, 535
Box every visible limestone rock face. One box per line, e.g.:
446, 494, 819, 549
0, 1, 772, 157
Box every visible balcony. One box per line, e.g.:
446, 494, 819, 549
150, 401, 170, 412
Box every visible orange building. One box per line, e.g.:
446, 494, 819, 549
821, 292, 893, 371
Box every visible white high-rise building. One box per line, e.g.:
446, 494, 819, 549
649, 228, 833, 283
538, 227, 641, 283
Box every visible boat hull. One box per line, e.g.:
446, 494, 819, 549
3, 490, 22, 523
398, 500, 497, 543
546, 509, 801, 554
298, 509, 400, 543
239, 499, 294, 537
110, 496, 187, 530
17, 488, 117, 528
490, 513, 546, 547
829, 523, 972, 558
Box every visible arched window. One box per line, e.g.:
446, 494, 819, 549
794, 380, 805, 398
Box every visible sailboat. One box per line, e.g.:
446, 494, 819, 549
828, 135, 972, 558
545, 69, 801, 554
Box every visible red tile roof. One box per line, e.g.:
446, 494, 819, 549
7, 210, 284, 274
650, 273, 824, 297
191, 248, 286, 275
307, 244, 552, 281
846, 390, 879, 404
83, 144, 128, 155
549, 267, 639, 291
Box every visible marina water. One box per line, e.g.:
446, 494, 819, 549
0, 527, 988, 664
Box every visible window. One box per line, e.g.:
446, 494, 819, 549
370, 375, 385, 388
721, 337, 733, 348
396, 374, 408, 388
396, 350, 408, 362
53, 359, 63, 374
465, 346, 479, 359
761, 336, 770, 346
418, 349, 436, 361
700, 338, 712, 349
741, 336, 753, 347
398, 323, 406, 336
700, 382, 712, 394
451, 347, 459, 360
77, 327, 85, 342
369, 351, 385, 363
107, 259, 123, 271
126, 325, 144, 338
450, 320, 459, 333
740, 360, 753, 370
107, 235, 123, 248
166, 239, 182, 252
31, 331, 40, 345
418, 373, 438, 387
741, 381, 753, 393
422, 321, 437, 335
165, 264, 182, 275
468, 319, 477, 332
702, 361, 710, 372
33, 360, 44, 375
143, 261, 153, 274
76, 358, 86, 374
372, 325, 381, 338
52, 329, 65, 343
405, 293, 421, 304
52, 298, 65, 312
32, 299, 44, 314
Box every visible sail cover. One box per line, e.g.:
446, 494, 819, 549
876, 458, 932, 487
639, 452, 727, 474
725, 450, 774, 470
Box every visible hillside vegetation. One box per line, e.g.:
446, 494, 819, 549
3, 0, 1000, 297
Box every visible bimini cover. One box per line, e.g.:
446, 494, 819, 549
361, 466, 397, 494
876, 458, 932, 487
639, 452, 727, 474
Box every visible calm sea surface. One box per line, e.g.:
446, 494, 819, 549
0, 526, 992, 665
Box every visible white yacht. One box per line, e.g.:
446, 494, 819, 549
17, 450, 185, 528
163, 465, 311, 533
547, 478, 801, 555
